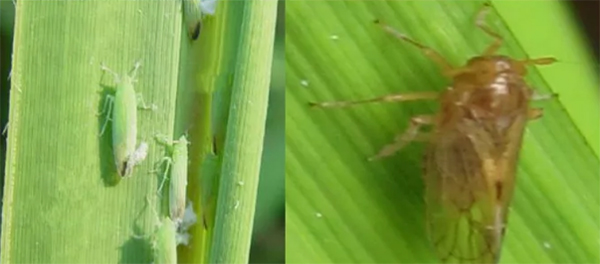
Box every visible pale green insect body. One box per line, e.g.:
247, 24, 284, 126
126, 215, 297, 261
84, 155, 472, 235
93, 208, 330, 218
156, 135, 189, 223
112, 72, 138, 176
152, 216, 178, 264
138, 197, 178, 264
170, 135, 189, 222
99, 62, 153, 177
149, 201, 195, 262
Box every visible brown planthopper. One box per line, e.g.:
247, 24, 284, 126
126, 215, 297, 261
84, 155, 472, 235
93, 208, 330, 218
309, 3, 557, 264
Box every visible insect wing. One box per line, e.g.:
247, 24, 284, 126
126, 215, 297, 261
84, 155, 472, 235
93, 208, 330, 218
153, 217, 178, 264
112, 79, 138, 177
170, 136, 189, 222
423, 116, 526, 263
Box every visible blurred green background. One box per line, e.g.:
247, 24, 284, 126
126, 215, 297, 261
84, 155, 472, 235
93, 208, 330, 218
0, 1, 284, 263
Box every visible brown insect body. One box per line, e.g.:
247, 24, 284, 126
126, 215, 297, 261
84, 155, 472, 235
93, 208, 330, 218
425, 55, 533, 263
309, 4, 556, 264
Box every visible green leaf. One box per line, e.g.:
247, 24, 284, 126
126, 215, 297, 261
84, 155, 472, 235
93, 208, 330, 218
285, 1, 599, 263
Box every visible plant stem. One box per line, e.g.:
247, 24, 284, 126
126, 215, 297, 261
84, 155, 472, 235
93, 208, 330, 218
208, 0, 278, 263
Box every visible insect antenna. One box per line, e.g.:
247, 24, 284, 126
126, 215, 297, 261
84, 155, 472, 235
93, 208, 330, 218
373, 19, 460, 77
475, 3, 503, 56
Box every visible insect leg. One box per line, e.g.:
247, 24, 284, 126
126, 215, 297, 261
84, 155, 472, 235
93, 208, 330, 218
98, 95, 114, 137
156, 157, 173, 195
369, 115, 434, 161
132, 196, 154, 240
374, 20, 456, 77
129, 60, 142, 80
136, 93, 157, 110
531, 90, 558, 101
528, 108, 544, 120
527, 90, 556, 121
309, 91, 438, 108
145, 194, 159, 217
475, 3, 503, 56
97, 94, 113, 116
520, 57, 557, 66
100, 62, 121, 83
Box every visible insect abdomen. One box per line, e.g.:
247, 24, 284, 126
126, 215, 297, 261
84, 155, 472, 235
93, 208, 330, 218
153, 217, 178, 264
112, 82, 138, 177
170, 136, 189, 222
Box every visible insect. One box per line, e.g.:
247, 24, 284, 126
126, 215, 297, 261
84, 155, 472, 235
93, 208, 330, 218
183, 0, 217, 40
151, 216, 178, 264
136, 196, 178, 264
155, 135, 190, 224
309, 3, 556, 263
99, 61, 155, 177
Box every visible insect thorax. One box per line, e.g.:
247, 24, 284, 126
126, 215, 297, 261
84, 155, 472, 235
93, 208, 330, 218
449, 56, 532, 113
438, 56, 533, 137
